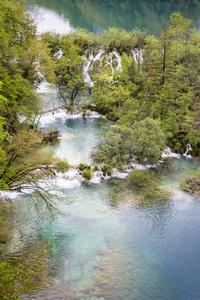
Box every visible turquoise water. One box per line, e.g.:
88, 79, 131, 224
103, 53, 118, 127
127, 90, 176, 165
3, 113, 200, 299
26, 0, 200, 35
11, 167, 200, 299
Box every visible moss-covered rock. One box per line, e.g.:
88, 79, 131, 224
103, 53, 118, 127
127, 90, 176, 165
180, 169, 200, 198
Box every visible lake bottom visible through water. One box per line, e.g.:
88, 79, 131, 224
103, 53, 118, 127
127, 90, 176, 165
2, 113, 200, 300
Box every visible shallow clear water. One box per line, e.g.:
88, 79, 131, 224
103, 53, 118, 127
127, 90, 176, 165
39, 111, 109, 165
3, 110, 200, 300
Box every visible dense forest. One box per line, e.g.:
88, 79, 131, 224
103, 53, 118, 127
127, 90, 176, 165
1, 0, 200, 297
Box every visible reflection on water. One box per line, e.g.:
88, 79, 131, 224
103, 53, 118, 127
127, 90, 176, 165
26, 0, 200, 35
28, 6, 72, 34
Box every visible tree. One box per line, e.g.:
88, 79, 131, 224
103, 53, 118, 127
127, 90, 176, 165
91, 125, 134, 169
0, 0, 55, 134
92, 118, 165, 169
131, 117, 166, 164
0, 129, 55, 192
55, 41, 86, 108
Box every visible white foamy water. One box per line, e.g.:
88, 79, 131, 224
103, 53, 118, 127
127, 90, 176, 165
83, 48, 105, 87
54, 49, 63, 59
183, 143, 193, 158
1, 191, 21, 200
131, 49, 143, 65
113, 50, 122, 71
89, 172, 102, 184
51, 169, 83, 189
38, 109, 103, 127
162, 147, 181, 159
111, 168, 128, 179
36, 81, 55, 94
38, 110, 68, 126
129, 163, 147, 170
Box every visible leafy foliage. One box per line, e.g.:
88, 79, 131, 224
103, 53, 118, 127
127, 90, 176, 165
92, 118, 165, 169
0, 250, 48, 300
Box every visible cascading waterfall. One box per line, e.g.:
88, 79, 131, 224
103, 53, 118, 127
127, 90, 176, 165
83, 50, 94, 87
131, 49, 143, 66
83, 48, 122, 85
107, 52, 115, 75
54, 49, 63, 59
83, 48, 105, 87
112, 50, 122, 71
183, 143, 192, 157
162, 147, 181, 159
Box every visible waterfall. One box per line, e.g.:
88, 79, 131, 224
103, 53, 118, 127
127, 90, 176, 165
112, 50, 122, 71
83, 48, 122, 85
183, 143, 192, 158
54, 49, 63, 59
162, 147, 181, 159
107, 52, 115, 75
106, 50, 122, 76
83, 50, 94, 87
131, 49, 143, 66
83, 48, 104, 87
93, 47, 104, 62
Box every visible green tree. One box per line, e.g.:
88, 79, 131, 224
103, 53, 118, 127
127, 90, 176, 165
55, 41, 86, 108
92, 118, 165, 169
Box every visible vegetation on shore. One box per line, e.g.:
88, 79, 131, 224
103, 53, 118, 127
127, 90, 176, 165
1, 0, 200, 191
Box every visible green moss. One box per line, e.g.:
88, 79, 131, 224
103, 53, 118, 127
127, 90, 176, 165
56, 159, 70, 172
78, 163, 91, 171
127, 169, 152, 187
82, 169, 92, 180
93, 165, 99, 171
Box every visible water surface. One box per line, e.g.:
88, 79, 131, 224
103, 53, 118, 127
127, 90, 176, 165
26, 0, 200, 35
3, 110, 200, 299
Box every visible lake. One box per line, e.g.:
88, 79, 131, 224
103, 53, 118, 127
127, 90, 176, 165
26, 0, 200, 35
2, 109, 200, 300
